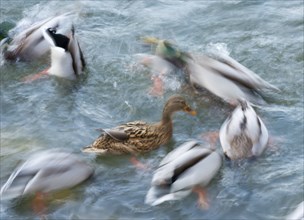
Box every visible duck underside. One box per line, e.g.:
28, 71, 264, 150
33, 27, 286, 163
228, 133, 253, 160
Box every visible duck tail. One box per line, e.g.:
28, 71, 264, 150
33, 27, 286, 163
82, 145, 108, 154
82, 145, 95, 153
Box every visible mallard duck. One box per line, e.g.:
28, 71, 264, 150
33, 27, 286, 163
82, 95, 196, 155
141, 37, 279, 104
2, 14, 71, 61
142, 37, 191, 69
0, 150, 94, 200
145, 140, 222, 208
219, 100, 269, 160
40, 26, 85, 80
2, 14, 85, 81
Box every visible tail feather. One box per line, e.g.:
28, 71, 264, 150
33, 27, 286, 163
82, 145, 107, 154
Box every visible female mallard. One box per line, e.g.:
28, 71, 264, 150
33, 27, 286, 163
145, 140, 222, 208
141, 37, 279, 104
82, 95, 196, 155
219, 100, 269, 160
0, 150, 94, 200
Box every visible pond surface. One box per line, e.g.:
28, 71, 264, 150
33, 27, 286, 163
0, 1, 303, 219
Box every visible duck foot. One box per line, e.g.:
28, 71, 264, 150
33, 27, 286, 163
267, 136, 282, 152
149, 75, 164, 96
200, 131, 219, 150
192, 186, 209, 210
23, 68, 49, 83
130, 156, 149, 170
32, 192, 47, 220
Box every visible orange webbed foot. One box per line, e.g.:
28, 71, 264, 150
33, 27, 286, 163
32, 192, 47, 219
192, 186, 209, 210
201, 131, 219, 150
130, 156, 150, 171
23, 68, 49, 83
149, 75, 164, 96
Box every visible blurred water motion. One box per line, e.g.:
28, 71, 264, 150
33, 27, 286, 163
0, 1, 303, 219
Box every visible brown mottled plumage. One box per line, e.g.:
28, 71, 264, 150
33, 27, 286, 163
82, 95, 196, 155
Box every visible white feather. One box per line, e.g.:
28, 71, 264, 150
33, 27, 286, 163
4, 14, 71, 61
48, 47, 75, 80
188, 61, 249, 104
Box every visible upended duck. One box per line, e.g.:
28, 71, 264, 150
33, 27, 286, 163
0, 150, 94, 200
2, 13, 71, 61
140, 37, 279, 105
23, 24, 85, 81
83, 95, 196, 155
145, 140, 222, 208
2, 14, 85, 80
39, 26, 85, 80
219, 100, 269, 160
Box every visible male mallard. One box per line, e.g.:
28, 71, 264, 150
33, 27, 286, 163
40, 27, 85, 80
142, 36, 191, 69
2, 14, 85, 81
0, 150, 94, 200
2, 14, 71, 61
83, 95, 196, 155
145, 140, 222, 208
219, 100, 269, 160
141, 37, 279, 104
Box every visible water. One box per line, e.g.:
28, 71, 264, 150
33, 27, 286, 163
0, 0, 303, 219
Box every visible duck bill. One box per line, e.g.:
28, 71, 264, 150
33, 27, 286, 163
141, 36, 160, 45
184, 106, 197, 116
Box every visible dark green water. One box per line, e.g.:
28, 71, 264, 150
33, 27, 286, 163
0, 1, 303, 219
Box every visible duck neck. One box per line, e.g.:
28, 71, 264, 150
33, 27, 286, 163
159, 109, 173, 139
161, 108, 174, 125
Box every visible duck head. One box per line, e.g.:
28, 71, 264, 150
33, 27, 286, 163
142, 36, 191, 68
162, 95, 196, 122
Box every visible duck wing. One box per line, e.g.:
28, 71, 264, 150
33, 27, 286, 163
0, 150, 93, 199
146, 142, 222, 206
68, 26, 85, 76
98, 121, 150, 141
158, 140, 199, 167
188, 61, 258, 104
4, 14, 71, 61
252, 115, 269, 156
98, 128, 129, 141
217, 53, 279, 91
193, 54, 279, 92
